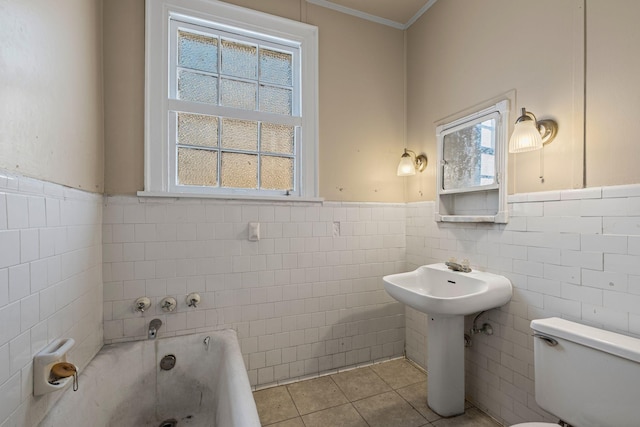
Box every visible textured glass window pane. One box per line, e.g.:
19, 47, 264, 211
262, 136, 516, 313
221, 78, 256, 110
221, 153, 257, 188
442, 119, 496, 190
221, 118, 258, 151
177, 113, 218, 148
178, 70, 218, 104
178, 148, 217, 186
261, 156, 293, 190
259, 85, 292, 115
481, 153, 495, 177
261, 123, 294, 154
221, 39, 257, 79
178, 31, 218, 73
480, 120, 494, 149
260, 49, 292, 86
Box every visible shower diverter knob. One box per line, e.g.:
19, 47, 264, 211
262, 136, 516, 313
160, 297, 177, 312
134, 297, 151, 313
186, 293, 201, 308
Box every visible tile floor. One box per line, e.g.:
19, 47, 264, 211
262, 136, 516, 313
253, 359, 503, 427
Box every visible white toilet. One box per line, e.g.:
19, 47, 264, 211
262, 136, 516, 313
511, 317, 640, 427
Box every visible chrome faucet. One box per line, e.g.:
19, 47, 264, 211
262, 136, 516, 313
445, 259, 471, 273
149, 318, 162, 339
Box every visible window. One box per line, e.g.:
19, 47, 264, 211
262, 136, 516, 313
144, 0, 319, 199
436, 109, 502, 193
435, 100, 509, 223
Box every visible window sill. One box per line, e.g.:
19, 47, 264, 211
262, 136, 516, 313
137, 191, 324, 204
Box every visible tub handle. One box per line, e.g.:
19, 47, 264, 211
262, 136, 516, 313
187, 293, 201, 308
533, 333, 558, 346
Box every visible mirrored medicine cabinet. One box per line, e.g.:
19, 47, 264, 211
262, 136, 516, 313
435, 100, 509, 223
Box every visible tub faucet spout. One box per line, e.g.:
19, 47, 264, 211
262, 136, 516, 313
149, 318, 162, 339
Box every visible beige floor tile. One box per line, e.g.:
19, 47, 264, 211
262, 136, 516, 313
302, 403, 368, 427
286, 376, 349, 415
253, 386, 299, 425
396, 381, 441, 422
264, 417, 305, 427
353, 391, 427, 427
254, 359, 500, 427
431, 407, 502, 427
331, 367, 392, 401
370, 359, 427, 389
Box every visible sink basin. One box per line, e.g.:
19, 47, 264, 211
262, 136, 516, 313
383, 263, 512, 417
383, 263, 512, 316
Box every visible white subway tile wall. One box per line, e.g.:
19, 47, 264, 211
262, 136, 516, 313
102, 197, 407, 388
0, 173, 103, 427
5, 174, 640, 427
406, 188, 640, 426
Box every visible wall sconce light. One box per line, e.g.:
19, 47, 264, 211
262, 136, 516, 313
508, 108, 558, 153
397, 149, 427, 176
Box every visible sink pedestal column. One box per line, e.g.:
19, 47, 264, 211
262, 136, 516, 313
426, 314, 465, 417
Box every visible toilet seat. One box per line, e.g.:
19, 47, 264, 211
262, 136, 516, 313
511, 423, 557, 427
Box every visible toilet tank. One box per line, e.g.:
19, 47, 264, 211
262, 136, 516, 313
531, 318, 640, 427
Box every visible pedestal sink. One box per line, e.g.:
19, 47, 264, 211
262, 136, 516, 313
383, 263, 512, 417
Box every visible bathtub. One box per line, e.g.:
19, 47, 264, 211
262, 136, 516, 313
39, 329, 260, 427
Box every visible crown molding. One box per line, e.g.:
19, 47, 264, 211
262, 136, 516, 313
305, 0, 438, 30
405, 0, 437, 29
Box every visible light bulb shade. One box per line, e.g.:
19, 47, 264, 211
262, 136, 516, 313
397, 154, 416, 176
509, 119, 543, 153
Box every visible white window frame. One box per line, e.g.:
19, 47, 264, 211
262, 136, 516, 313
143, 0, 319, 200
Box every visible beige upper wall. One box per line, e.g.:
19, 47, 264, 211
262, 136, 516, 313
4, 0, 639, 200
103, 0, 406, 202
103, 0, 145, 196
405, 0, 585, 201
585, 0, 640, 188
0, 0, 104, 192
307, 4, 405, 202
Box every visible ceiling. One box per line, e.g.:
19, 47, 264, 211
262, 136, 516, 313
307, 0, 436, 29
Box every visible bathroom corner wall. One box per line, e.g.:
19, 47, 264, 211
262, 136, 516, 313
406, 185, 640, 425
0, 173, 103, 427
101, 197, 406, 387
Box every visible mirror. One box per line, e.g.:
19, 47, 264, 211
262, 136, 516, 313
442, 116, 498, 192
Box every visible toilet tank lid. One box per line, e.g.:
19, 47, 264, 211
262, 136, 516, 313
531, 317, 640, 363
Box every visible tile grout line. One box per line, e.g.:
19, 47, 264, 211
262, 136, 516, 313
326, 375, 373, 426
349, 401, 372, 427
284, 382, 302, 421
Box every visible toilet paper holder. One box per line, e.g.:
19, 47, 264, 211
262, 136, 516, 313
33, 338, 78, 396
